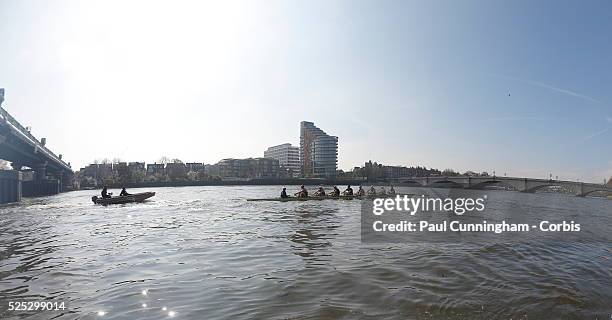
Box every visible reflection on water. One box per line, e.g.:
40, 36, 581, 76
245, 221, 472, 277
0, 186, 611, 319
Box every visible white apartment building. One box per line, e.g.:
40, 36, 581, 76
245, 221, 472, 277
264, 143, 301, 177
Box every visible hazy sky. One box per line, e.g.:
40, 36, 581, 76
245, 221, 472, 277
1, 0, 611, 182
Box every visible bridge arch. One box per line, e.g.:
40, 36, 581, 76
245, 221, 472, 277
523, 183, 578, 194
470, 180, 519, 191
428, 180, 464, 188
580, 189, 611, 197
398, 180, 425, 186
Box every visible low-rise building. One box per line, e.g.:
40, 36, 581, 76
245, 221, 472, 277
186, 162, 204, 172
166, 162, 187, 181
356, 161, 443, 181
78, 164, 108, 187
80, 164, 98, 179
114, 162, 128, 172
128, 162, 146, 172
204, 164, 219, 177
113, 162, 130, 183
382, 165, 412, 179
98, 163, 113, 179
127, 162, 146, 182
217, 158, 279, 179
147, 163, 165, 176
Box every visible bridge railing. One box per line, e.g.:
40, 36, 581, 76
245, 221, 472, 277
0, 106, 71, 171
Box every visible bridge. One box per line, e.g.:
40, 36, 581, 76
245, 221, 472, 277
386, 175, 611, 197
0, 88, 73, 204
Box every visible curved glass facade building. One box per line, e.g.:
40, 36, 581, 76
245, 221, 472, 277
300, 121, 338, 177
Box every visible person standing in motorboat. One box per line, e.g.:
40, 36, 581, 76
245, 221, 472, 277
120, 187, 131, 197
101, 186, 112, 199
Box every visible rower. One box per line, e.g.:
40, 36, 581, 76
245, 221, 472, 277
356, 186, 365, 196
120, 187, 131, 197
314, 186, 326, 197
380, 186, 387, 196
388, 186, 396, 196
343, 185, 353, 195
280, 188, 289, 198
295, 185, 308, 198
367, 186, 377, 196
331, 186, 340, 196
101, 186, 112, 199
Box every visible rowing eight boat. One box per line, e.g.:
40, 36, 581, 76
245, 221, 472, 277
247, 194, 412, 202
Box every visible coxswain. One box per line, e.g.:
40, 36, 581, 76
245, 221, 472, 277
101, 186, 112, 199
280, 188, 289, 198
343, 185, 353, 195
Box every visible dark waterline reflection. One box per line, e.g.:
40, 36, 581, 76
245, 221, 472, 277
0, 186, 611, 319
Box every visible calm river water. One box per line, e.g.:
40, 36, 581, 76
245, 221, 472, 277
0, 186, 610, 319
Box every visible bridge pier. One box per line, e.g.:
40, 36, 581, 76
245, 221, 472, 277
11, 162, 22, 171
17, 162, 60, 197
35, 162, 48, 180
53, 170, 73, 193
0, 170, 22, 204
58, 170, 64, 192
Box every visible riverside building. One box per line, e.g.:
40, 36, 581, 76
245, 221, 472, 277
216, 158, 279, 179
300, 121, 338, 177
264, 143, 301, 177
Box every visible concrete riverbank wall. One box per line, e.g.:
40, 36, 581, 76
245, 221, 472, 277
22, 179, 60, 197
1, 170, 62, 204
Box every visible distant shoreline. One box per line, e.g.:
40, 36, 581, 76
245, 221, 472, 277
82, 178, 368, 190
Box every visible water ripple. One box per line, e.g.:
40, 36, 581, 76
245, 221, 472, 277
0, 186, 610, 319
